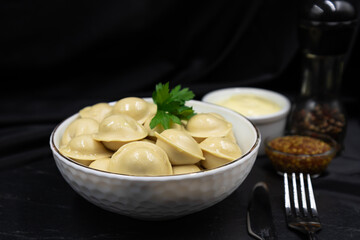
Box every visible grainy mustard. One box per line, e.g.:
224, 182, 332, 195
265, 135, 335, 175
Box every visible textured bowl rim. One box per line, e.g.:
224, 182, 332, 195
202, 87, 291, 124
50, 99, 260, 181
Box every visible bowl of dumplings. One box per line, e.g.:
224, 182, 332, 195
50, 97, 260, 220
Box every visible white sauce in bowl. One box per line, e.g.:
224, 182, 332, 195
216, 94, 281, 117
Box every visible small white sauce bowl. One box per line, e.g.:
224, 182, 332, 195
202, 87, 291, 155
50, 100, 260, 220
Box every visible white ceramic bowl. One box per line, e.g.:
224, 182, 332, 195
202, 87, 290, 155
50, 100, 260, 220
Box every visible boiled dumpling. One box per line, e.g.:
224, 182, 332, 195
89, 157, 111, 171
59, 134, 112, 165
172, 165, 201, 175
155, 129, 204, 165
93, 114, 148, 151
224, 129, 237, 144
143, 116, 184, 138
112, 97, 157, 124
61, 118, 99, 147
200, 137, 242, 169
185, 113, 233, 142
79, 103, 112, 123
140, 138, 156, 144
108, 141, 172, 176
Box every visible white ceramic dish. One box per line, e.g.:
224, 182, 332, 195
50, 100, 260, 220
202, 87, 290, 155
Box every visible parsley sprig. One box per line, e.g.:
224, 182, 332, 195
150, 82, 196, 130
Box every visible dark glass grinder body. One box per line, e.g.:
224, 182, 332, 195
288, 54, 347, 145
287, 0, 357, 150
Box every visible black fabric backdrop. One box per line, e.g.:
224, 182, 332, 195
1, 0, 359, 109
2, 0, 294, 99
1, 1, 360, 239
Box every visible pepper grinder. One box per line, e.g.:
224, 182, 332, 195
287, 0, 357, 150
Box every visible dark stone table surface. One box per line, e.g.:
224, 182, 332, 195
1, 117, 359, 240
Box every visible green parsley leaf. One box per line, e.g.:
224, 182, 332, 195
150, 82, 196, 129
168, 85, 194, 104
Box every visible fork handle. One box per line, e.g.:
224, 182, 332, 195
308, 231, 319, 240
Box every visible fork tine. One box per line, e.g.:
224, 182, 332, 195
306, 173, 319, 217
299, 173, 308, 217
284, 173, 292, 217
291, 173, 300, 216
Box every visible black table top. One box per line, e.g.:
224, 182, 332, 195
1, 117, 359, 240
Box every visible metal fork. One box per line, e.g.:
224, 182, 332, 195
284, 173, 322, 240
